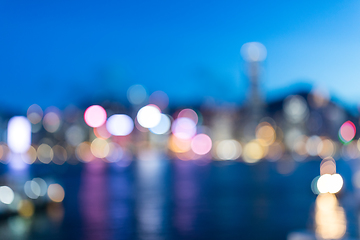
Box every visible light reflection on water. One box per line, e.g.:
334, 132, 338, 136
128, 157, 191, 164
0, 159, 357, 240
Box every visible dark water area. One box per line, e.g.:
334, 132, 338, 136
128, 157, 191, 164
0, 159, 358, 240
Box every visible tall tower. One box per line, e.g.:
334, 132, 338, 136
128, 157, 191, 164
241, 42, 267, 137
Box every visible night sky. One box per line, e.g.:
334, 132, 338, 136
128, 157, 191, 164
1, 0, 360, 112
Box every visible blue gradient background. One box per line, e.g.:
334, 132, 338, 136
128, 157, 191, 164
1, 0, 359, 112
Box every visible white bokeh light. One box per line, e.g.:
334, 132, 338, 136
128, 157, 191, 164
241, 42, 267, 62
137, 105, 161, 128
0, 186, 14, 204
7, 116, 31, 153
106, 114, 134, 136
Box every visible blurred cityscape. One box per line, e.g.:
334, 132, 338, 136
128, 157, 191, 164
0, 42, 358, 240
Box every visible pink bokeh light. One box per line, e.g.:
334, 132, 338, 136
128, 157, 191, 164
84, 105, 107, 128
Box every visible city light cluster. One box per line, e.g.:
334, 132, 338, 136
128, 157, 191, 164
0, 86, 357, 173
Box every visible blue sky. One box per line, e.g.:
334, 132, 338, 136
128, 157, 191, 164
0, 0, 360, 112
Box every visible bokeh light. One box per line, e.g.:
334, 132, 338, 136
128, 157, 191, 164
65, 125, 86, 147
84, 105, 107, 128
243, 140, 266, 163
171, 117, 196, 140
191, 134, 212, 155
215, 140, 242, 160
137, 105, 161, 128
149, 91, 169, 110
339, 120, 356, 144
256, 122, 276, 146
47, 184, 65, 203
27, 104, 43, 124
320, 157, 336, 175
127, 84, 147, 105
240, 42, 267, 62
7, 116, 31, 154
90, 138, 110, 158
150, 114, 171, 135
37, 144, 54, 164
0, 186, 14, 204
284, 95, 308, 123
43, 111, 61, 133
317, 174, 343, 194
106, 114, 134, 136
177, 109, 198, 125
18, 200, 35, 218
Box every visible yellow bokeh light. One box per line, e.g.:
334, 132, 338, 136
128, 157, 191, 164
168, 135, 191, 153
243, 140, 266, 163
90, 138, 110, 158
18, 200, 35, 218
256, 122, 276, 146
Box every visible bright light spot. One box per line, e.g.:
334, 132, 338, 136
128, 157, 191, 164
171, 117, 196, 139
191, 134, 212, 155
37, 144, 54, 164
106, 114, 134, 136
216, 140, 242, 160
90, 138, 110, 158
0, 186, 14, 204
47, 184, 65, 203
7, 117, 31, 154
137, 105, 161, 128
65, 125, 86, 146
84, 105, 107, 128
43, 111, 61, 133
240, 42, 267, 62
150, 114, 171, 135
339, 121, 356, 143
27, 104, 43, 124
317, 174, 343, 194
127, 84, 147, 105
